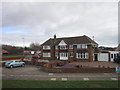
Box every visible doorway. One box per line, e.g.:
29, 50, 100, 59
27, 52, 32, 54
94, 54, 98, 61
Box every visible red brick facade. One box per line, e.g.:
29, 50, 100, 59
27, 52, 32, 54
41, 35, 98, 61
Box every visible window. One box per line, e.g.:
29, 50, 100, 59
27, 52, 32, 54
77, 44, 82, 49
60, 53, 68, 57
111, 54, 113, 58
76, 53, 88, 59
114, 54, 117, 58
60, 45, 67, 49
55, 52, 58, 57
43, 53, 51, 57
82, 44, 87, 49
55, 46, 58, 49
43, 46, 50, 50
117, 53, 119, 57
77, 44, 87, 49
69, 45, 73, 49
69, 52, 73, 57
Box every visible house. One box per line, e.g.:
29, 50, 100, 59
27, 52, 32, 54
116, 44, 120, 51
0, 49, 9, 55
41, 35, 98, 61
94, 47, 119, 62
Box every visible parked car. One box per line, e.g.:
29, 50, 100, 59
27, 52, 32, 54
114, 56, 120, 63
32, 55, 41, 59
5, 60, 25, 68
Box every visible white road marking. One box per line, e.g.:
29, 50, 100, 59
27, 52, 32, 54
83, 78, 89, 80
49, 73, 53, 75
111, 78, 118, 80
10, 75, 14, 76
50, 78, 56, 80
104, 73, 109, 75
61, 78, 67, 81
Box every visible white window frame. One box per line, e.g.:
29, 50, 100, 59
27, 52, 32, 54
55, 52, 58, 57
55, 46, 58, 49
77, 44, 82, 49
76, 53, 88, 59
69, 52, 73, 57
60, 52, 68, 57
82, 44, 87, 49
43, 45, 50, 50
69, 45, 73, 49
43, 52, 51, 57
60, 45, 68, 49
77, 44, 87, 49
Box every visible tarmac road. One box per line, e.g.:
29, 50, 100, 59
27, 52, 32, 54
1, 65, 119, 81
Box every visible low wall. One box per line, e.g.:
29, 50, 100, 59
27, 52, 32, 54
43, 67, 115, 73
2, 57, 24, 60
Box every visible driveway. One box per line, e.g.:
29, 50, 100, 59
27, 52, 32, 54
2, 65, 119, 81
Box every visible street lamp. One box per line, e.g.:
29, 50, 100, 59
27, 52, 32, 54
92, 36, 95, 41
22, 37, 25, 56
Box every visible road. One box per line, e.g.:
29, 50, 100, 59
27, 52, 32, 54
1, 65, 120, 81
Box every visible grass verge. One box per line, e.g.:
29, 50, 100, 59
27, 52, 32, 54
2, 80, 119, 88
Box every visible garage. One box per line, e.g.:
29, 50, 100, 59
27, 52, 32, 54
94, 53, 109, 62
98, 53, 109, 61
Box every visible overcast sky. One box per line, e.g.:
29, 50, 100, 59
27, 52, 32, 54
1, 2, 118, 47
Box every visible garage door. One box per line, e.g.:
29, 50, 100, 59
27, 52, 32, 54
99, 53, 109, 61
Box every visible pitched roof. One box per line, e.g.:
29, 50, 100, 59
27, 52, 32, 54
41, 35, 98, 46
117, 44, 120, 51
0, 49, 9, 53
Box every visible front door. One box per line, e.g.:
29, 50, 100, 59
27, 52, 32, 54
60, 52, 68, 60
94, 54, 98, 61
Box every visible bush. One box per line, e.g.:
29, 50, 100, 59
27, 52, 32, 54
114, 56, 120, 63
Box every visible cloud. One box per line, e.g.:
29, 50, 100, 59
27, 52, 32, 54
2, 2, 118, 47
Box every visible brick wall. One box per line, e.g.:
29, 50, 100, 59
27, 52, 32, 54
43, 67, 115, 73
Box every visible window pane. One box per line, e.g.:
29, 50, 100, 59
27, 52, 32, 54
111, 54, 113, 58
43, 53, 51, 57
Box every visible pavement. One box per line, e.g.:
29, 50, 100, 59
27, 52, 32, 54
1, 65, 120, 81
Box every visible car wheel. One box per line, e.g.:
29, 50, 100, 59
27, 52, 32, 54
22, 64, 25, 67
10, 65, 14, 68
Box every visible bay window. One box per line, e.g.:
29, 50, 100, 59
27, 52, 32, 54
43, 53, 51, 57
76, 53, 88, 59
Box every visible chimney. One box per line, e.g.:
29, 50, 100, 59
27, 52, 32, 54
54, 34, 56, 44
54, 34, 56, 39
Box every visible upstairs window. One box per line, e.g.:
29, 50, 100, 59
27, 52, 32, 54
60, 45, 67, 49
43, 45, 50, 50
69, 45, 73, 49
82, 44, 87, 49
55, 46, 58, 49
77, 44, 87, 49
77, 44, 82, 49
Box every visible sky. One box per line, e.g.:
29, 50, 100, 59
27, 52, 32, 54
1, 1, 119, 47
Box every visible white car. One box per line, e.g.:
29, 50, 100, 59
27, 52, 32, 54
5, 60, 25, 68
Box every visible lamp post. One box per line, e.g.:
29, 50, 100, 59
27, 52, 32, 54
92, 36, 94, 41
22, 37, 25, 56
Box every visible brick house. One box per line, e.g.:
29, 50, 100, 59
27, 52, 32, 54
41, 35, 98, 61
